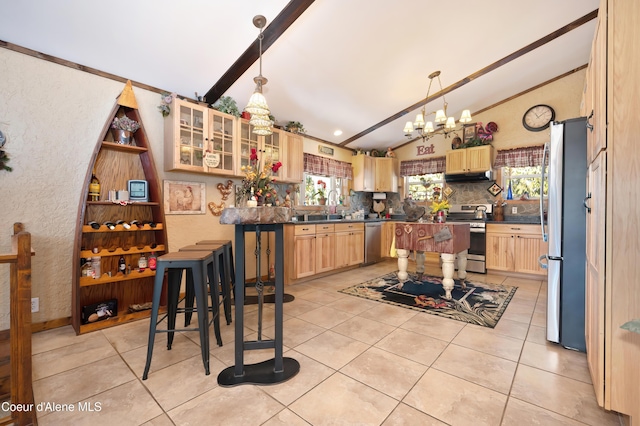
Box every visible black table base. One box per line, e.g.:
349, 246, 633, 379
217, 223, 299, 386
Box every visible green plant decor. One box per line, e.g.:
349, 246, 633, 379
284, 121, 306, 134
212, 96, 241, 117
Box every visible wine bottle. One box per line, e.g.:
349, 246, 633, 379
88, 221, 101, 230
103, 221, 116, 230
116, 220, 131, 229
81, 257, 93, 277
91, 248, 101, 279
148, 252, 157, 271
88, 166, 101, 201
118, 255, 126, 274
138, 253, 147, 272
130, 220, 142, 228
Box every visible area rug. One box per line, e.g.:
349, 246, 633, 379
339, 272, 517, 328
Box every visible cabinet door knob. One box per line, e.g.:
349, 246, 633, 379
586, 110, 594, 132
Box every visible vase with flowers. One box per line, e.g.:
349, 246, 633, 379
111, 115, 141, 145
315, 179, 327, 205
430, 197, 451, 223
238, 148, 282, 207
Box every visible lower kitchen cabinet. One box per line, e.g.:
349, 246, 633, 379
335, 223, 364, 268
284, 222, 363, 284
486, 224, 547, 276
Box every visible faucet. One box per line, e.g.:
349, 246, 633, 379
327, 189, 338, 206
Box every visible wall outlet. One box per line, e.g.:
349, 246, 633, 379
512, 206, 518, 214
31, 297, 39, 313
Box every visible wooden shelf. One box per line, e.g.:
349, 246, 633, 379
82, 223, 163, 232
79, 269, 156, 287
101, 141, 148, 153
78, 308, 165, 334
86, 201, 160, 207
72, 81, 168, 335
80, 244, 165, 258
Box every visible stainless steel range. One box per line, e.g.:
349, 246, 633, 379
443, 203, 493, 273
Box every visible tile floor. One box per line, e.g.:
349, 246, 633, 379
30, 259, 622, 425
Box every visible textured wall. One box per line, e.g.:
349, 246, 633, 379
0, 49, 241, 328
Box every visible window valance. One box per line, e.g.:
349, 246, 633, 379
493, 145, 545, 168
303, 153, 354, 179
400, 157, 446, 177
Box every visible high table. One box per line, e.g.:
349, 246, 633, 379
217, 207, 300, 386
394, 222, 470, 299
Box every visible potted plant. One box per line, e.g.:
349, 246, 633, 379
212, 96, 241, 117
111, 115, 140, 145
315, 179, 327, 205
284, 121, 306, 134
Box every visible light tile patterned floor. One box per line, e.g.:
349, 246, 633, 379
31, 259, 622, 425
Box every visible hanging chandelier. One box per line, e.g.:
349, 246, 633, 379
245, 15, 273, 136
403, 71, 472, 141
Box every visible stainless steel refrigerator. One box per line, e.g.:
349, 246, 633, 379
539, 117, 587, 352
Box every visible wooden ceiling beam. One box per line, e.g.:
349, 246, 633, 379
203, 0, 315, 104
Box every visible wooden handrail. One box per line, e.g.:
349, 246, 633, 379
0, 223, 37, 425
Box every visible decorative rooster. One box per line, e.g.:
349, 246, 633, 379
476, 121, 498, 143
217, 180, 233, 200
208, 201, 225, 216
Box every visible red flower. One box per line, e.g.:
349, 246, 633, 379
271, 161, 282, 173
250, 148, 258, 161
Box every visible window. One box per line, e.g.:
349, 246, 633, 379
303, 173, 343, 205
405, 173, 444, 201
503, 166, 548, 199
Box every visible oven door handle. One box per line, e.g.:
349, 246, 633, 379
469, 228, 485, 233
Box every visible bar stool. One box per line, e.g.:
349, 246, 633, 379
142, 251, 222, 380
196, 239, 235, 292
180, 244, 232, 326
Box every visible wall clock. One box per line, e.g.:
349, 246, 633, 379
522, 104, 555, 132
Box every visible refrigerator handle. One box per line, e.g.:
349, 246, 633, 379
538, 254, 549, 269
540, 142, 548, 242
586, 110, 594, 132
584, 193, 592, 213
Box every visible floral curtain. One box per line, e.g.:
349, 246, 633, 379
303, 153, 353, 179
493, 145, 545, 168
399, 157, 446, 177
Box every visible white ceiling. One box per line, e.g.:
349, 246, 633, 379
0, 0, 598, 151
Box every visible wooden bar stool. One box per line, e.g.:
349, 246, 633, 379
180, 244, 232, 326
142, 251, 222, 380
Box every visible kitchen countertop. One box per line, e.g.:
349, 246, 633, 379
487, 216, 541, 225
288, 216, 542, 225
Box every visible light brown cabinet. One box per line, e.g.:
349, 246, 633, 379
445, 145, 493, 174
281, 132, 304, 183
334, 223, 364, 268
284, 222, 363, 283
486, 224, 547, 276
583, 0, 640, 420
374, 158, 399, 192
351, 154, 376, 192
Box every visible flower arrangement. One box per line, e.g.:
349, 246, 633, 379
238, 148, 282, 205
158, 92, 174, 117
315, 179, 327, 199
111, 115, 140, 132
430, 197, 451, 214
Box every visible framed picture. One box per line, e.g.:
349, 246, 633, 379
487, 182, 502, 197
462, 123, 477, 143
163, 180, 206, 214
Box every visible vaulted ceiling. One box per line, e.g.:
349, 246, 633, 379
0, 0, 598, 151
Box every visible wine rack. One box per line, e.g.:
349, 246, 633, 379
72, 81, 168, 335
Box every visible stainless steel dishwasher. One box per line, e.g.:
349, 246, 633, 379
364, 221, 382, 265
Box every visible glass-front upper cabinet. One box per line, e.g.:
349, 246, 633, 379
204, 110, 236, 176
239, 120, 260, 170
238, 119, 283, 179
165, 100, 207, 172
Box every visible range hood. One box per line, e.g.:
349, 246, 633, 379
444, 170, 493, 183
